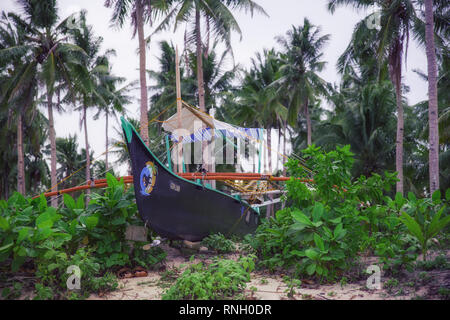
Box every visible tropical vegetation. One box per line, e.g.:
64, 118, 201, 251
0, 0, 448, 300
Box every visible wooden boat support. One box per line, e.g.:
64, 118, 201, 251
33, 174, 313, 199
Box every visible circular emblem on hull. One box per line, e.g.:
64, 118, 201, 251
140, 161, 157, 196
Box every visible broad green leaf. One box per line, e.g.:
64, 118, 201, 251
38, 194, 47, 212
316, 265, 323, 275
334, 223, 346, 240
291, 250, 305, 257
329, 217, 342, 224
312, 202, 324, 222
85, 216, 99, 230
305, 248, 319, 260
395, 192, 404, 207
306, 263, 316, 275
0, 242, 13, 252
63, 194, 76, 210
400, 212, 424, 244
106, 172, 118, 187
432, 189, 441, 204
35, 227, 53, 241
428, 209, 450, 238
68, 219, 78, 235
446, 188, 450, 201
0, 217, 9, 231
314, 233, 325, 252
76, 194, 85, 209
17, 228, 30, 243
407, 192, 416, 202
291, 210, 313, 227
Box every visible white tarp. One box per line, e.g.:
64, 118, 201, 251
162, 105, 262, 143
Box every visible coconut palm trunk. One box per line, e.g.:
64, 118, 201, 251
283, 121, 287, 176
267, 128, 274, 217
394, 77, 404, 195
17, 113, 25, 194
424, 0, 440, 194
389, 37, 405, 195
47, 90, 58, 207
305, 98, 312, 146
83, 106, 91, 205
105, 111, 109, 172
195, 8, 210, 173
136, 1, 150, 146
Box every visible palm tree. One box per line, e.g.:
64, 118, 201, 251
93, 56, 133, 172
153, 0, 266, 113
188, 40, 238, 109
327, 0, 429, 195
232, 49, 287, 217
65, 11, 108, 203
0, 11, 38, 195
423, 0, 439, 194
104, 0, 172, 147
54, 135, 85, 190
275, 18, 330, 147
411, 50, 449, 194
0, 1, 90, 206
148, 40, 194, 127
152, 0, 266, 173
316, 80, 397, 178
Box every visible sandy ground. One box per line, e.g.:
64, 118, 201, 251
87, 243, 449, 300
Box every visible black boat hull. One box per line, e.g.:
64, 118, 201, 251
122, 118, 259, 241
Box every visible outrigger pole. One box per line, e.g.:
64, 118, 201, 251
32, 174, 314, 199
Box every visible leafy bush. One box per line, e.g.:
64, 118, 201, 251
162, 256, 255, 300
132, 245, 167, 269
416, 255, 450, 271
399, 189, 450, 261
246, 145, 449, 281
201, 233, 235, 254
84, 173, 141, 269
0, 173, 165, 299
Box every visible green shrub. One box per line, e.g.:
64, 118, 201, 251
201, 233, 235, 254
132, 245, 167, 269
398, 189, 450, 261
246, 145, 435, 282
0, 173, 158, 299
162, 255, 255, 300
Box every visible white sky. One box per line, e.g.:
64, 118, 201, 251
1, 0, 428, 176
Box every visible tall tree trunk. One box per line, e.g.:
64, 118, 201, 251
395, 82, 404, 195
389, 39, 404, 195
84, 106, 91, 206
267, 128, 274, 217
195, 8, 209, 174
282, 121, 287, 209
425, 0, 440, 194
283, 121, 287, 176
195, 9, 206, 111
305, 99, 312, 146
205, 17, 210, 58
136, 1, 150, 146
47, 89, 58, 207
105, 112, 109, 172
17, 113, 25, 194
277, 125, 282, 173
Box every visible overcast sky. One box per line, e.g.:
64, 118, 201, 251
1, 0, 428, 176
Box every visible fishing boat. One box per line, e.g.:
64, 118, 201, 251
121, 117, 260, 242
